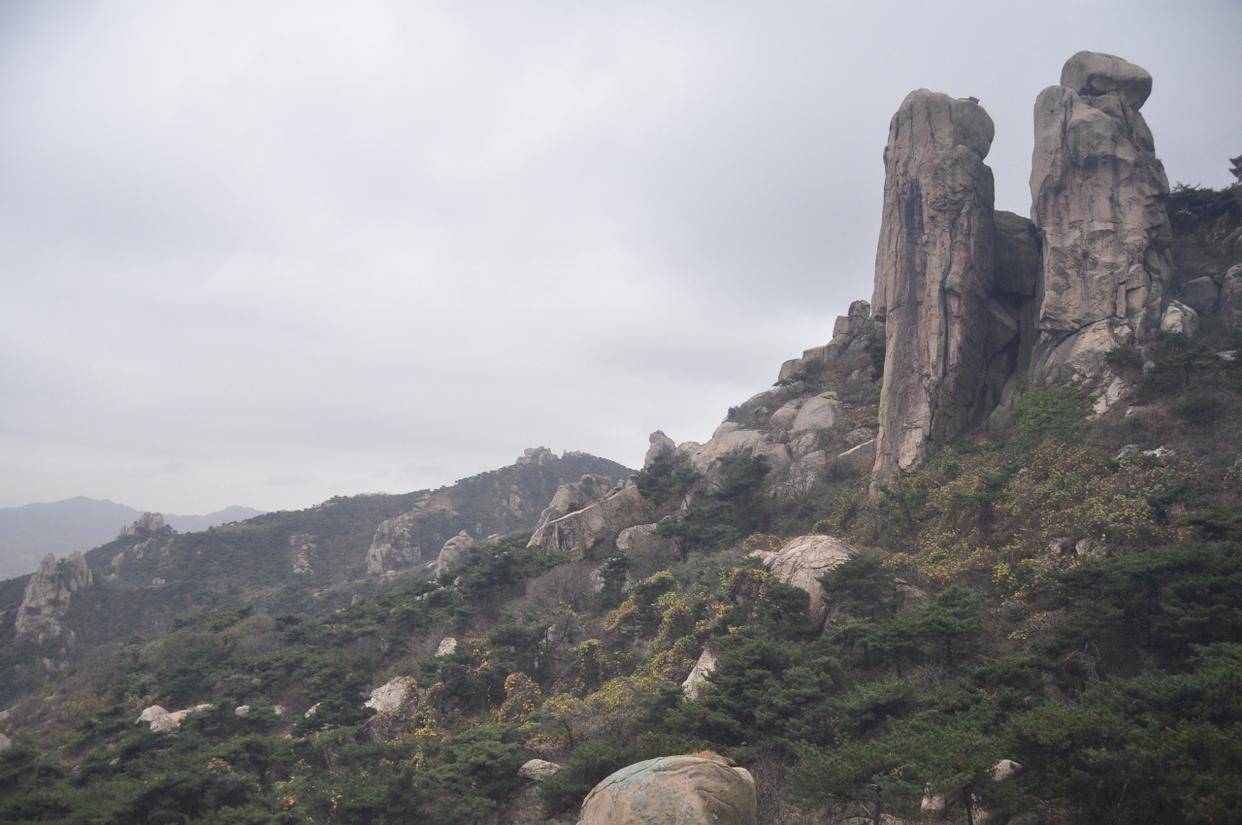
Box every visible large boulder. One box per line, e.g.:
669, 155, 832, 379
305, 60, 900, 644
364, 676, 413, 713
870, 90, 1001, 488
749, 535, 854, 624
1030, 51, 1171, 402
14, 552, 93, 648
531, 475, 618, 537
519, 758, 563, 781
1160, 301, 1199, 337
576, 755, 756, 825
432, 530, 475, 577
528, 481, 648, 558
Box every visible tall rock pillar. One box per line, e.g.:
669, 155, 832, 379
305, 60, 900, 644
871, 91, 998, 489
1030, 51, 1172, 409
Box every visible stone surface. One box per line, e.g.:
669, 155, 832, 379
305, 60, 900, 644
1030, 51, 1171, 401
528, 481, 648, 558
681, 648, 718, 699
871, 90, 1000, 488
1160, 300, 1199, 336
1219, 264, 1242, 329
577, 755, 756, 825
749, 535, 854, 624
615, 523, 680, 562
435, 636, 458, 656
643, 431, 676, 468
136, 703, 211, 733
366, 512, 420, 576
0, 732, 10, 752
531, 475, 617, 537
1060, 50, 1152, 108
364, 676, 412, 713
519, 758, 563, 781
921, 786, 948, 818
120, 512, 168, 537
14, 552, 93, 648
432, 530, 475, 577
790, 393, 843, 433
993, 758, 1024, 781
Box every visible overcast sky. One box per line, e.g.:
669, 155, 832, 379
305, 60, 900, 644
2, 1, 1239, 513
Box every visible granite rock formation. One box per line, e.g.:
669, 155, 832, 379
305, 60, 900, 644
576, 754, 756, 825
14, 552, 93, 648
870, 90, 1003, 488
1030, 51, 1172, 406
749, 534, 854, 626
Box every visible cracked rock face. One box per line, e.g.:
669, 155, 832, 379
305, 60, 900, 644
871, 90, 999, 487
14, 552, 93, 648
365, 512, 420, 575
1030, 51, 1171, 398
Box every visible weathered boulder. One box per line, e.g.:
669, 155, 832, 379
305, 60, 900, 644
528, 481, 648, 558
136, 703, 212, 733
366, 512, 419, 575
993, 758, 1024, 781
365, 676, 413, 713
644, 431, 676, 468
1160, 300, 1199, 337
519, 758, 563, 781
432, 530, 475, 577
0, 732, 10, 752
1219, 264, 1242, 330
576, 755, 756, 825
749, 535, 854, 624
234, 705, 251, 717
921, 786, 948, 818
681, 648, 718, 700
871, 90, 999, 488
531, 475, 617, 537
14, 552, 93, 648
1030, 51, 1172, 401
435, 636, 458, 656
790, 393, 843, 434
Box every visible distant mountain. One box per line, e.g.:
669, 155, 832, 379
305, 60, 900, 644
0, 497, 263, 580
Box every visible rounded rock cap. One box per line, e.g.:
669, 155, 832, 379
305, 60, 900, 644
1060, 51, 1152, 109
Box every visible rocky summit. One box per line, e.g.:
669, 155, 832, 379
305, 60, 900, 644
1, 46, 1240, 825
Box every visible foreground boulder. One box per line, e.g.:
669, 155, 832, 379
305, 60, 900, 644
577, 754, 756, 825
1030, 51, 1172, 405
749, 535, 854, 625
871, 90, 1001, 488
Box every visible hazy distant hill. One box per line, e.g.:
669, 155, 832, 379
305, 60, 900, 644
0, 497, 262, 579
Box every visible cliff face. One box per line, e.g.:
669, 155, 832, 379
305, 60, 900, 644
1030, 51, 1173, 409
13, 552, 93, 651
869, 91, 999, 487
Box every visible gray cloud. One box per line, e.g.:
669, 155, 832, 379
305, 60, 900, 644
2, 1, 1239, 512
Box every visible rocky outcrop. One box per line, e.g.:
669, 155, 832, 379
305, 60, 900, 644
120, 512, 168, 538
366, 512, 420, 575
577, 755, 756, 825
871, 90, 1004, 488
1030, 51, 1172, 404
777, 299, 882, 384
136, 703, 212, 733
1160, 301, 1199, 336
531, 475, 617, 536
681, 648, 718, 699
364, 676, 413, 713
0, 732, 10, 752
519, 758, 562, 781
528, 481, 648, 558
749, 535, 854, 625
289, 533, 315, 575
435, 636, 458, 656
431, 530, 475, 577
14, 552, 93, 648
643, 431, 676, 468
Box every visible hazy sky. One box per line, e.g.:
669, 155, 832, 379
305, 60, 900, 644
2, 1, 1239, 513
